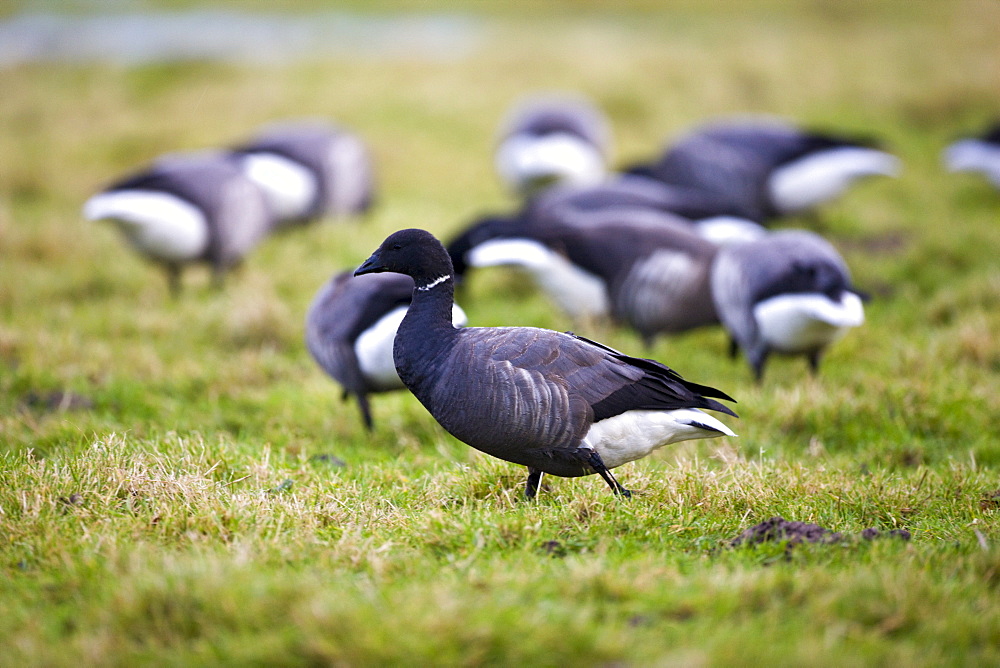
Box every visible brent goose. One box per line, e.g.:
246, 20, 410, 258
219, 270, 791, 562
524, 175, 767, 245
355, 228, 736, 498
306, 270, 467, 430
943, 122, 1000, 189
625, 117, 901, 222
231, 120, 375, 225
494, 94, 611, 197
710, 229, 865, 380
83, 151, 274, 295
447, 207, 721, 344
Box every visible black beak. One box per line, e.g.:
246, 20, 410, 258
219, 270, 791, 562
354, 250, 385, 277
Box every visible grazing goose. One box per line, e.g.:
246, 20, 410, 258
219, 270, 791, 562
494, 94, 611, 197
355, 228, 737, 498
231, 120, 375, 225
710, 229, 865, 380
447, 207, 721, 344
306, 270, 468, 430
525, 175, 768, 245
626, 117, 901, 222
83, 151, 274, 295
943, 122, 1000, 189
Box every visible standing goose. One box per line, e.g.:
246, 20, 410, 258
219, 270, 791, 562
83, 151, 274, 295
447, 207, 721, 344
231, 120, 376, 225
943, 122, 1000, 189
355, 228, 737, 498
710, 229, 865, 381
305, 270, 467, 431
494, 94, 611, 197
626, 117, 901, 222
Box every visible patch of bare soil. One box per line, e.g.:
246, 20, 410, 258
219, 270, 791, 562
731, 516, 911, 550
981, 490, 1000, 511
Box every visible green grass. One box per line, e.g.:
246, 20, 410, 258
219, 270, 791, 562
2, 2, 1000, 665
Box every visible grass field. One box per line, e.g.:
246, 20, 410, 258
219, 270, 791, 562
2, 1, 1000, 665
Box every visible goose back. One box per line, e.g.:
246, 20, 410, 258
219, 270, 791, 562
628, 118, 898, 220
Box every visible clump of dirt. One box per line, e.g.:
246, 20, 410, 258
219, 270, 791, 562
981, 490, 1000, 511
731, 516, 911, 550
21, 390, 94, 412
731, 517, 843, 547
860, 527, 913, 541
309, 453, 347, 468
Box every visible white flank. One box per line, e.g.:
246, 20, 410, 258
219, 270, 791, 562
693, 216, 768, 246
769, 147, 902, 214
240, 152, 318, 221
355, 303, 467, 391
467, 238, 610, 321
625, 250, 699, 320
754, 291, 864, 353
944, 139, 1000, 186
582, 408, 736, 469
83, 190, 209, 261
495, 133, 606, 195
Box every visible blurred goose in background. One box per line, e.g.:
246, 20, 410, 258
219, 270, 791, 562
711, 229, 865, 381
525, 174, 767, 245
306, 270, 467, 431
231, 120, 376, 225
355, 228, 736, 498
625, 116, 901, 222
494, 93, 611, 197
447, 207, 720, 345
943, 122, 1000, 189
83, 151, 274, 295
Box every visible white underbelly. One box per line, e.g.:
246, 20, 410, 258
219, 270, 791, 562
581, 408, 736, 469
769, 147, 901, 214
754, 291, 864, 352
693, 216, 767, 245
467, 238, 609, 321
240, 152, 318, 221
495, 133, 606, 194
84, 190, 209, 261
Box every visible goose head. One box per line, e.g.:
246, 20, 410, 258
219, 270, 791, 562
355, 228, 454, 290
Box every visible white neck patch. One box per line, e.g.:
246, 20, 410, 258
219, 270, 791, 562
417, 274, 451, 291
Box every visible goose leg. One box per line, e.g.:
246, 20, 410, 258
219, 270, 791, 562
525, 468, 544, 499
586, 451, 632, 498
210, 264, 227, 291
749, 346, 770, 383
165, 264, 182, 298
807, 351, 822, 375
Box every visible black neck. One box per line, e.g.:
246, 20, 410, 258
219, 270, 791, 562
400, 273, 459, 338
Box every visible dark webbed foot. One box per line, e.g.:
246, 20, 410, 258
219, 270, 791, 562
525, 467, 544, 499
586, 451, 632, 498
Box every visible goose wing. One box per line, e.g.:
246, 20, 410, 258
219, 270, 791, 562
425, 326, 735, 455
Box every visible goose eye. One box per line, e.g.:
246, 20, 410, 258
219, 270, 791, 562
392, 243, 402, 250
